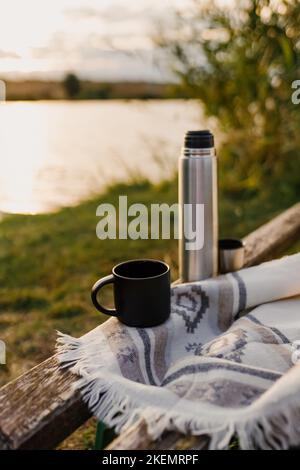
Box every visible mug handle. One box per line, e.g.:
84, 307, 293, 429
91, 275, 117, 316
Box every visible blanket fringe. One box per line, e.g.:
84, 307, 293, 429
56, 332, 300, 450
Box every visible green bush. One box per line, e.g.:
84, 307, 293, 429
160, 0, 300, 203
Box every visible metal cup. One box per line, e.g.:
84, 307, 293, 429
218, 239, 245, 274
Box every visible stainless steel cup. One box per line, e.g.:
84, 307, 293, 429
219, 238, 245, 274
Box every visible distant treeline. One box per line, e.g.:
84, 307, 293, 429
3, 73, 186, 101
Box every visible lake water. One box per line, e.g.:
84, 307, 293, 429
0, 100, 204, 214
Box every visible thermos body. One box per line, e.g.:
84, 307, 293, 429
179, 131, 218, 282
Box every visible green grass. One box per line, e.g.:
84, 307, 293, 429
0, 176, 299, 448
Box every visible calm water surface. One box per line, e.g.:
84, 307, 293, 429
0, 100, 203, 213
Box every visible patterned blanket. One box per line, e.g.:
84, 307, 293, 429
57, 253, 300, 449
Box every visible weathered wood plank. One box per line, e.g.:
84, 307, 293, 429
106, 419, 209, 450
0, 202, 299, 449
0, 356, 90, 449
243, 203, 300, 266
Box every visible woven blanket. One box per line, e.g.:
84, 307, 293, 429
57, 253, 300, 449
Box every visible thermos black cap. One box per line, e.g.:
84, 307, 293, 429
184, 130, 214, 149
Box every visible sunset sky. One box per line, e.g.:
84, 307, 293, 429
0, 0, 232, 82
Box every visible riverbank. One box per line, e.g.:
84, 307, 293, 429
3, 79, 179, 101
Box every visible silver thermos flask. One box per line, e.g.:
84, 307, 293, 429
179, 130, 218, 282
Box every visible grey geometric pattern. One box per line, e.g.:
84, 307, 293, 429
173, 285, 209, 333
186, 328, 248, 363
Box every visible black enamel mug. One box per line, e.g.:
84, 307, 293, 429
91, 259, 171, 328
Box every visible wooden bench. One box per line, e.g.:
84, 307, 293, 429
1, 203, 300, 450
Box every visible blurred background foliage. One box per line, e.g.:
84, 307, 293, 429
160, 0, 300, 207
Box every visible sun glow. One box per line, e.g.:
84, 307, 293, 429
0, 1, 62, 53
0, 0, 89, 78
0, 0, 198, 79
0, 102, 50, 213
